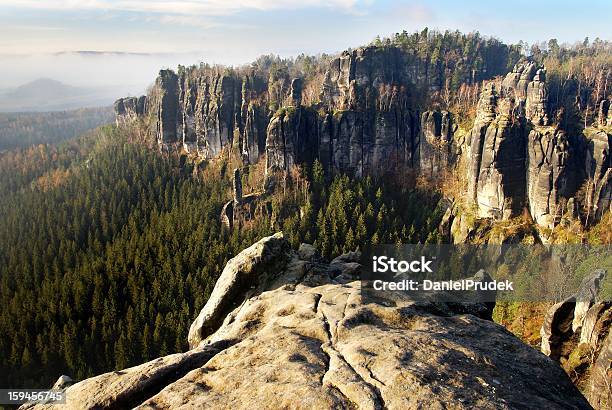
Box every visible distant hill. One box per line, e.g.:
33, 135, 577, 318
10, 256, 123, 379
0, 78, 132, 112
0, 107, 114, 150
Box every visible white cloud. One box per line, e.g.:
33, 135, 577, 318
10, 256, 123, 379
0, 0, 361, 16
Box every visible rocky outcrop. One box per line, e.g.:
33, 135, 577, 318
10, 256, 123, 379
220, 181, 269, 231
500, 60, 549, 126
467, 61, 552, 221
541, 269, 611, 408
149, 68, 269, 160
114, 95, 147, 126
152, 70, 181, 146
116, 50, 611, 229
526, 129, 577, 228
467, 81, 527, 219
466, 59, 610, 227
52, 375, 73, 390
586, 131, 611, 221
598, 99, 610, 127
27, 234, 592, 409
419, 110, 456, 178
265, 107, 319, 172
188, 233, 290, 348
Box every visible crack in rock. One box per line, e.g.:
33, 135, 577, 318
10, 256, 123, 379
315, 291, 386, 410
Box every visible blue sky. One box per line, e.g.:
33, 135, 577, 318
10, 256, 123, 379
0, 0, 610, 89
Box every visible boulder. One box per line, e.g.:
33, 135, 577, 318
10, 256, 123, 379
187, 233, 291, 348
297, 243, 318, 262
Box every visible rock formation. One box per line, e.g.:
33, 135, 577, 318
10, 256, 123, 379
113, 48, 612, 229
526, 129, 577, 227
220, 168, 269, 230
114, 96, 146, 126
598, 99, 611, 127
465, 59, 610, 228
586, 131, 611, 221
154, 70, 180, 146
419, 110, 456, 178
25, 234, 592, 409
467, 81, 527, 219
232, 168, 242, 204
501, 60, 549, 126
541, 269, 610, 408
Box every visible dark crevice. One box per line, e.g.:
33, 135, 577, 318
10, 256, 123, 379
105, 339, 238, 410
313, 293, 331, 386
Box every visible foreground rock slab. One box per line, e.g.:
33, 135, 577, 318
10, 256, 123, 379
25, 234, 591, 410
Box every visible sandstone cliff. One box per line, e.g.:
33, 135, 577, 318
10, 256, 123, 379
24, 234, 592, 409
114, 48, 611, 232
464, 62, 610, 229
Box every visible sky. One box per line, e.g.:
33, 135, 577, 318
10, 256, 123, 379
0, 0, 610, 93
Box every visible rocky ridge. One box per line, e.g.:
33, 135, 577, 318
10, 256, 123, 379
115, 46, 611, 232
24, 233, 592, 409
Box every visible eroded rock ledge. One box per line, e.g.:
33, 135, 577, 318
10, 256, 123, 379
25, 234, 591, 409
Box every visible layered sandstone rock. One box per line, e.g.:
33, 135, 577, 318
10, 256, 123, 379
265, 107, 319, 172
26, 234, 592, 410
467, 82, 527, 219
526, 128, 577, 228
465, 59, 609, 228
113, 51, 612, 229
155, 70, 180, 146
501, 60, 549, 126
541, 269, 611, 409
586, 131, 611, 221
419, 110, 456, 178
114, 95, 146, 126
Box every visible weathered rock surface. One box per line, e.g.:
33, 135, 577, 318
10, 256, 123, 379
467, 81, 527, 219
586, 131, 611, 221
541, 269, 611, 408
114, 95, 147, 126
526, 128, 577, 228
265, 107, 319, 172
501, 60, 549, 126
52, 375, 73, 390
465, 58, 610, 227
419, 110, 456, 178
114, 49, 611, 229
26, 234, 592, 409
598, 99, 610, 127
187, 232, 290, 348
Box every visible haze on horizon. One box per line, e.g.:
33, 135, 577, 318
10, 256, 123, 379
1, 0, 611, 93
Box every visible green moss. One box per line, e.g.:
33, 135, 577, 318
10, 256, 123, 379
563, 343, 591, 375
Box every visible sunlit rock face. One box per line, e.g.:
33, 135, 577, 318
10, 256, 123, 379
114, 52, 611, 228
467, 81, 528, 220
25, 234, 592, 410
